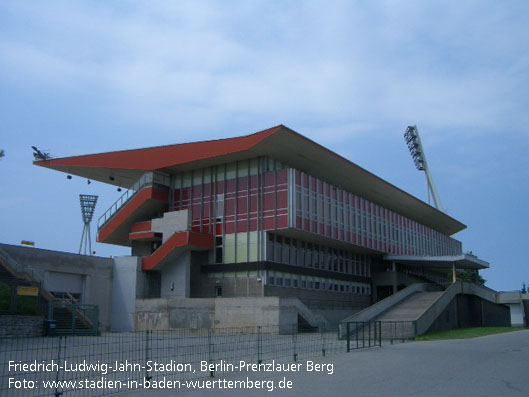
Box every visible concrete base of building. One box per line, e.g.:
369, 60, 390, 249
134, 296, 350, 333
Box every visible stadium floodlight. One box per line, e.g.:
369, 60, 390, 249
79, 194, 98, 255
404, 126, 444, 212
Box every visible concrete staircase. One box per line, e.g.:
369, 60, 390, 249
377, 292, 445, 321
0, 246, 55, 304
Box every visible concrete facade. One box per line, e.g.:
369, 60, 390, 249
134, 297, 331, 333
160, 251, 191, 298
0, 243, 114, 330
111, 256, 142, 332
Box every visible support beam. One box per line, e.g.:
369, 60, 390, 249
452, 262, 457, 284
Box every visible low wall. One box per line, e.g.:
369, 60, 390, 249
135, 298, 215, 331
135, 297, 300, 332
0, 315, 44, 338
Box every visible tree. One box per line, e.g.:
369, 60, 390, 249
0, 149, 4, 159
456, 269, 486, 285
522, 283, 527, 294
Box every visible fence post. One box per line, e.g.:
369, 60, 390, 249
320, 326, 326, 357
361, 322, 365, 346
257, 326, 262, 364
292, 324, 298, 362
346, 322, 350, 353
208, 329, 214, 377
54, 336, 63, 397
144, 330, 151, 382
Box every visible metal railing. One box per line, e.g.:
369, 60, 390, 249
97, 171, 170, 229
0, 246, 36, 280
343, 320, 417, 346
345, 321, 382, 351
48, 302, 99, 336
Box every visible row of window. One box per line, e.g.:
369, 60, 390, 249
267, 271, 371, 295
293, 170, 461, 256
266, 233, 371, 276
171, 157, 287, 188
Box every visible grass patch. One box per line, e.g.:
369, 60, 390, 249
415, 326, 525, 341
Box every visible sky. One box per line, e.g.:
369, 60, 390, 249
0, 1, 527, 291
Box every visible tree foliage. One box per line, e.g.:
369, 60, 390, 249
456, 269, 486, 285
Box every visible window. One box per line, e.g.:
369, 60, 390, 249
215, 194, 224, 221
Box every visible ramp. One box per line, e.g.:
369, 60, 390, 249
340, 282, 510, 339
377, 292, 445, 321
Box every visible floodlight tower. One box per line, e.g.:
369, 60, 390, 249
79, 194, 98, 255
404, 126, 445, 212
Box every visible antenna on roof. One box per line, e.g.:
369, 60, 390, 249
404, 125, 445, 212
79, 194, 98, 255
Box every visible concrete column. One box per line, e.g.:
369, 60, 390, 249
452, 262, 457, 284
392, 261, 397, 294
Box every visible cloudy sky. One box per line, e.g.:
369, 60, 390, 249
1, 1, 527, 291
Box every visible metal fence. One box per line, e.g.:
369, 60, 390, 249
0, 279, 46, 316
0, 322, 394, 396
47, 302, 99, 336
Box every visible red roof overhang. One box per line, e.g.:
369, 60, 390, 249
34, 124, 466, 236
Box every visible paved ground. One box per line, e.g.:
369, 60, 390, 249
123, 329, 529, 397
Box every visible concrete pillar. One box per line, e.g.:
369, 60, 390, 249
392, 261, 397, 294
452, 262, 457, 284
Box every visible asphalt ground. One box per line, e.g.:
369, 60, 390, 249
123, 329, 529, 397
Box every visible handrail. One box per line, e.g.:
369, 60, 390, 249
97, 171, 170, 229
0, 246, 36, 280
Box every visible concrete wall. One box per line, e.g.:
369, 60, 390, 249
506, 304, 524, 326
135, 298, 215, 330
161, 251, 191, 298
111, 256, 141, 332
214, 297, 289, 330
312, 308, 362, 329
456, 295, 482, 328
426, 294, 511, 334
134, 297, 307, 333
481, 299, 510, 326
0, 244, 113, 331
151, 210, 189, 243
0, 316, 44, 337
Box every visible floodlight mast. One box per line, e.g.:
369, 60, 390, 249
404, 126, 445, 212
79, 194, 98, 255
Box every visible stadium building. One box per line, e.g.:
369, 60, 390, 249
2, 123, 525, 340
20, 125, 503, 332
